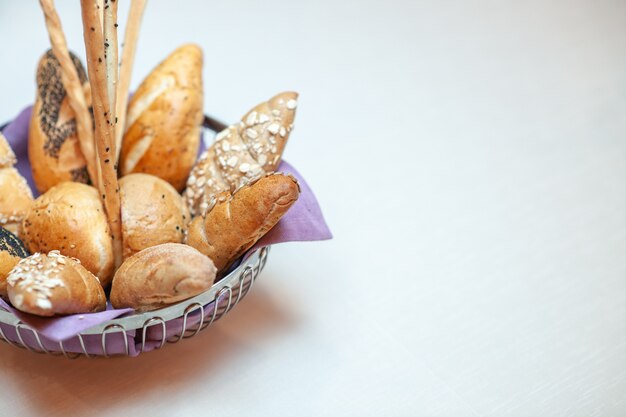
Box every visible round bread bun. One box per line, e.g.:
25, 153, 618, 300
21, 182, 114, 287
110, 243, 217, 312
0, 227, 29, 299
120, 44, 203, 191
0, 167, 34, 235
29, 49, 92, 194
7, 251, 106, 317
120, 173, 187, 260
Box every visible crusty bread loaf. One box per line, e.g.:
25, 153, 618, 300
184, 92, 298, 217
29, 50, 92, 193
21, 182, 114, 287
0, 168, 34, 235
110, 243, 216, 312
0, 133, 17, 169
120, 44, 203, 191
0, 227, 29, 300
120, 173, 187, 259
186, 173, 300, 271
7, 250, 106, 317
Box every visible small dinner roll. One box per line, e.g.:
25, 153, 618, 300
0, 132, 17, 169
21, 182, 114, 287
0, 227, 29, 299
7, 251, 106, 317
119, 173, 187, 260
110, 243, 217, 312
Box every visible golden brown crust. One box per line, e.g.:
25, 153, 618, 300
21, 182, 114, 287
29, 50, 91, 193
183, 91, 298, 217
0, 133, 17, 169
186, 173, 300, 271
120, 44, 203, 191
6, 251, 106, 317
119, 173, 187, 260
110, 243, 216, 312
0, 168, 34, 235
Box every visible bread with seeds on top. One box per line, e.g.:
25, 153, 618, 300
7, 251, 106, 317
28, 50, 92, 193
186, 172, 300, 272
183, 91, 298, 217
120, 44, 203, 191
20, 181, 114, 287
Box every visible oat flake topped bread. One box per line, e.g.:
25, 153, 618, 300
183, 91, 298, 217
29, 49, 92, 193
6, 251, 106, 317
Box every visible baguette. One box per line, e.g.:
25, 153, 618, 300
186, 172, 300, 271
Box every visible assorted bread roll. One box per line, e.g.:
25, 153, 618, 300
29, 50, 92, 193
187, 173, 300, 272
20, 182, 115, 287
111, 243, 216, 312
119, 173, 188, 260
184, 91, 298, 217
6, 251, 106, 317
120, 44, 203, 191
0, 133, 33, 235
0, 227, 29, 300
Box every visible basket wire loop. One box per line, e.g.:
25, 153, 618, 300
16, 323, 48, 353
0, 326, 18, 349
59, 339, 81, 359
173, 302, 204, 342
102, 324, 129, 357
140, 317, 166, 353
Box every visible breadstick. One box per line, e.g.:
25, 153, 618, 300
80, 0, 123, 269
38, 0, 99, 190
103, 0, 118, 155
115, 0, 147, 162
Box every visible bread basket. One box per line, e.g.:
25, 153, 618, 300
0, 245, 269, 358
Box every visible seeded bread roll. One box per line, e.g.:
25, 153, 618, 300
29, 50, 92, 193
120, 173, 187, 260
120, 44, 203, 191
110, 243, 217, 312
21, 182, 114, 287
0, 227, 29, 300
186, 173, 300, 272
7, 251, 106, 317
0, 133, 17, 169
184, 92, 298, 217
0, 168, 34, 235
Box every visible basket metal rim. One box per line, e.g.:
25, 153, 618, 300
0, 247, 269, 336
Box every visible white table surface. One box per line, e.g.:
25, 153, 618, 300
1, 0, 625, 415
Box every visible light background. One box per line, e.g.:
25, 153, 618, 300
1, 0, 626, 415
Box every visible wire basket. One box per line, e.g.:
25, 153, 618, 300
0, 246, 270, 358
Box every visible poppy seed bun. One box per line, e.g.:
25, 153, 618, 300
0, 227, 29, 299
119, 173, 187, 260
29, 49, 92, 193
120, 44, 203, 191
21, 182, 114, 287
7, 251, 106, 317
110, 243, 216, 312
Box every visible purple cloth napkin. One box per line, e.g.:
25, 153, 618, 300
0, 106, 332, 352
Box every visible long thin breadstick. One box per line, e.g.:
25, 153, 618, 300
80, 0, 123, 269
103, 0, 118, 157
115, 0, 147, 162
38, 0, 99, 190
